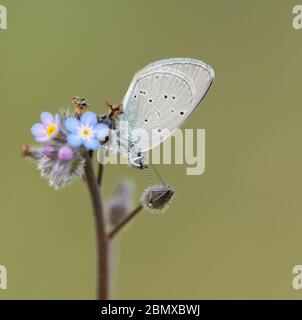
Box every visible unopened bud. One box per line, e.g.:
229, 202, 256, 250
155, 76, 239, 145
21, 144, 42, 160
108, 181, 133, 225
141, 185, 175, 211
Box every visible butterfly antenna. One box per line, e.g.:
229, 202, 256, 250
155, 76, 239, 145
150, 164, 166, 186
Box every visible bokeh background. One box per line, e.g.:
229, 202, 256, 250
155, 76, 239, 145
0, 0, 302, 299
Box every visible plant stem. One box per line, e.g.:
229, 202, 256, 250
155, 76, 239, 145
84, 152, 109, 300
108, 205, 143, 240
97, 164, 103, 186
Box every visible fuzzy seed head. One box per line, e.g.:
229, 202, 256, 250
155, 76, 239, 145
141, 185, 175, 211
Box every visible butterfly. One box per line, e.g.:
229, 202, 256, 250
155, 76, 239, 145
98, 58, 214, 168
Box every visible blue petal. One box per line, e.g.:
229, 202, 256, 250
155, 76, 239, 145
65, 117, 81, 133
40, 112, 54, 126
81, 111, 97, 127
31, 123, 45, 137
84, 138, 100, 150
35, 135, 50, 143
95, 123, 110, 141
54, 114, 60, 127
67, 134, 82, 147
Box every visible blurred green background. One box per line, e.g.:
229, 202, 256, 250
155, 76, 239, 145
0, 0, 302, 299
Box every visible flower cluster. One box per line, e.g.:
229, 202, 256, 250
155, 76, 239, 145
28, 109, 110, 189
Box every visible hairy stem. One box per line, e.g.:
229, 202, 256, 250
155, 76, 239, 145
108, 205, 143, 240
84, 152, 109, 300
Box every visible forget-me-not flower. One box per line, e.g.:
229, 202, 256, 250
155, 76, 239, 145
31, 112, 60, 142
64, 111, 109, 150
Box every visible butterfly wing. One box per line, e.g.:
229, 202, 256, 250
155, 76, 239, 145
117, 58, 214, 155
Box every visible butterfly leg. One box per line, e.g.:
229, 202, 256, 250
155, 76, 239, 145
130, 152, 147, 169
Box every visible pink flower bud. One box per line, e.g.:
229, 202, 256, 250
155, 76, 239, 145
43, 145, 55, 157
58, 146, 74, 161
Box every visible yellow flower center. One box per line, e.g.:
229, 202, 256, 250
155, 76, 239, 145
80, 127, 92, 139
46, 124, 57, 137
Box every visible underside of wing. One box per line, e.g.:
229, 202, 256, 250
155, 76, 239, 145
118, 58, 214, 153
